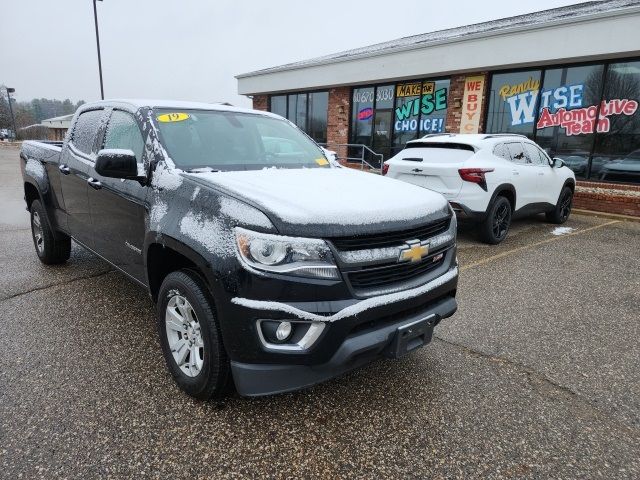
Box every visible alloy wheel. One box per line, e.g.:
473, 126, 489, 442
32, 211, 44, 254
559, 191, 573, 221
492, 203, 511, 240
165, 293, 204, 377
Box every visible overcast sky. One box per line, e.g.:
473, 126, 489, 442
3, 0, 584, 106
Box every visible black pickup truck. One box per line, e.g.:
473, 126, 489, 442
20, 100, 458, 398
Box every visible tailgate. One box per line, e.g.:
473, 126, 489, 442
389, 145, 475, 198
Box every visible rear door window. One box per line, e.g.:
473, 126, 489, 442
71, 110, 104, 155
493, 143, 512, 161
505, 142, 529, 165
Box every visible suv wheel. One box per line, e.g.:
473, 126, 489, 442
546, 187, 573, 224
157, 270, 230, 399
479, 196, 512, 244
30, 199, 71, 264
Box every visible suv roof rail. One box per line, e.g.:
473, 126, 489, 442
420, 133, 456, 138
482, 133, 528, 139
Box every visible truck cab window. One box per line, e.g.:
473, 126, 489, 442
71, 109, 104, 155
104, 111, 145, 161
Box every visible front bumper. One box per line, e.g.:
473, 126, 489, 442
232, 294, 457, 396
212, 221, 459, 396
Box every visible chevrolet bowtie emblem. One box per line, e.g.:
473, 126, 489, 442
398, 240, 430, 263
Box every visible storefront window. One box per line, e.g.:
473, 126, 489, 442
308, 91, 328, 144
535, 64, 605, 179
392, 79, 449, 155
393, 82, 421, 149
288, 94, 307, 130
486, 70, 542, 138
592, 61, 640, 184
268, 91, 328, 144
270, 95, 286, 118
419, 80, 449, 136
351, 87, 374, 146
372, 85, 394, 160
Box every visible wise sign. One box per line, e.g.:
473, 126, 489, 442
460, 76, 485, 134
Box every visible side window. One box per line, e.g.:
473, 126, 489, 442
493, 143, 511, 161
103, 111, 145, 161
523, 142, 544, 165
536, 145, 551, 166
505, 142, 529, 165
71, 110, 104, 155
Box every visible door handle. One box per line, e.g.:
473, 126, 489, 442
59, 164, 70, 175
512, 170, 520, 176
87, 177, 102, 190
538, 172, 545, 176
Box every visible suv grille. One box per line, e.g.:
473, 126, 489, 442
346, 248, 447, 291
329, 217, 450, 251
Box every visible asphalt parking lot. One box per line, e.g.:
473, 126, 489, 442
1, 145, 639, 478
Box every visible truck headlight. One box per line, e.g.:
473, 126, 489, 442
235, 227, 339, 280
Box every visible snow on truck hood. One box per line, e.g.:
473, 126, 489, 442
188, 168, 450, 236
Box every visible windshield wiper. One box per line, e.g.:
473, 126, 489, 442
185, 167, 220, 173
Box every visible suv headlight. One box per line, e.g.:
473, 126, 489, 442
235, 227, 339, 280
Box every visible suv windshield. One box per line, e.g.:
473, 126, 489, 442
153, 109, 329, 171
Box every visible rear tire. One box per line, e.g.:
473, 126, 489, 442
157, 270, 230, 400
479, 196, 512, 245
30, 199, 71, 264
546, 187, 573, 224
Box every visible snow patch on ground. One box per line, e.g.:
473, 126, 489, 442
191, 186, 201, 201
551, 227, 575, 236
231, 267, 458, 322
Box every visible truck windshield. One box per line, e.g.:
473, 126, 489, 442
153, 109, 330, 171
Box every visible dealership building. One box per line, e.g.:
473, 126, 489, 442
237, 0, 640, 215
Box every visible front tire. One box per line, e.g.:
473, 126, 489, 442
479, 196, 512, 244
30, 199, 71, 264
157, 270, 230, 399
546, 187, 573, 224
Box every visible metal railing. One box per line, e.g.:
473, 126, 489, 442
319, 143, 384, 172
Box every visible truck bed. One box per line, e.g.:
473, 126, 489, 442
21, 140, 63, 165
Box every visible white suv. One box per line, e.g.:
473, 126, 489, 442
383, 134, 576, 244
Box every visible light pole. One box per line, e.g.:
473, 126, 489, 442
93, 0, 104, 100
5, 87, 17, 139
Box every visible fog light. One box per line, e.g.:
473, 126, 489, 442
275, 321, 292, 341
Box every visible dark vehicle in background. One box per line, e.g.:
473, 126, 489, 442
599, 149, 640, 181
19, 100, 458, 398
557, 152, 607, 178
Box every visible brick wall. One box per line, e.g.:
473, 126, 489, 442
574, 181, 640, 217
445, 72, 490, 133
252, 95, 268, 111
326, 86, 350, 160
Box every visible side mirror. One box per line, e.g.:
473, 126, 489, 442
552, 157, 565, 168
95, 149, 141, 179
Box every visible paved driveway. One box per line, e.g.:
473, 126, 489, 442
1, 146, 638, 478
